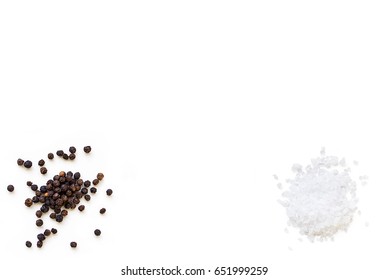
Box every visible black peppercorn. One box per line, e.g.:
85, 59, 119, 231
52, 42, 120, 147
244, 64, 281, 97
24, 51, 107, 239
25, 198, 33, 207
31, 184, 38, 191
17, 158, 24, 166
51, 228, 57, 234
94, 229, 101, 236
92, 179, 99, 186
50, 212, 56, 219
97, 173, 104, 181
78, 205, 85, 211
69, 146, 76, 153
56, 215, 63, 223
48, 153, 54, 159
36, 210, 43, 218
69, 153, 76, 160
70, 241, 77, 248
37, 233, 46, 241
38, 159, 45, 166
59, 171, 66, 177
62, 153, 69, 160
84, 180, 91, 187
84, 194, 91, 201
7, 185, 14, 192
36, 219, 43, 227
90, 187, 97, 194
83, 146, 91, 153
37, 241, 43, 248
99, 208, 106, 214
61, 209, 68, 216
27, 181, 33, 186
106, 189, 113, 196
24, 160, 33, 168
56, 150, 64, 157
74, 172, 81, 180
26, 241, 32, 248
44, 229, 51, 236
40, 167, 48, 175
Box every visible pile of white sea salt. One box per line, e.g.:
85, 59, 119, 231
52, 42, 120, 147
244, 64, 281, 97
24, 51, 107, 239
278, 148, 362, 241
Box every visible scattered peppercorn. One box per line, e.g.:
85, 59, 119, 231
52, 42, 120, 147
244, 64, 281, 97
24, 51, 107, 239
84, 194, 91, 201
24, 160, 33, 168
48, 153, 54, 159
44, 229, 51, 236
36, 219, 43, 227
51, 228, 57, 234
100, 208, 106, 214
69, 153, 76, 160
25, 198, 33, 207
7, 185, 14, 192
37, 233, 46, 242
78, 205, 85, 211
56, 215, 63, 223
40, 167, 48, 175
69, 146, 76, 153
56, 150, 64, 157
27, 181, 33, 186
74, 172, 81, 180
94, 229, 101, 236
36, 210, 43, 218
83, 146, 92, 153
63, 153, 69, 160
50, 213, 56, 219
70, 241, 77, 248
84, 180, 91, 187
106, 189, 113, 196
38, 159, 45, 166
25, 241, 32, 248
17, 158, 24, 166
97, 173, 104, 181
92, 179, 99, 186
31, 184, 38, 191
90, 187, 97, 194
37, 241, 43, 248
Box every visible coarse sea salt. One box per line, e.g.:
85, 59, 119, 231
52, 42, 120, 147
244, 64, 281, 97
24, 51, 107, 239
279, 149, 360, 241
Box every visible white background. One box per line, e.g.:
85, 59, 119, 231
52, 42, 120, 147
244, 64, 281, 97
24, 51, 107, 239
0, 1, 388, 279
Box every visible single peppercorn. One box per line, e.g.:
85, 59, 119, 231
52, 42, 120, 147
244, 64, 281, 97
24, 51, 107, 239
74, 172, 81, 180
84, 180, 91, 187
17, 158, 24, 166
37, 241, 43, 248
48, 153, 54, 159
92, 179, 99, 186
99, 208, 106, 214
84, 194, 91, 201
36, 219, 43, 227
69, 146, 76, 153
61, 209, 68, 216
90, 187, 97, 194
27, 181, 33, 186
51, 228, 57, 234
24, 160, 33, 168
83, 146, 92, 153
106, 189, 113, 196
31, 184, 38, 191
25, 198, 33, 207
62, 153, 69, 160
36, 210, 43, 218
97, 173, 104, 181
56, 150, 64, 157
78, 205, 85, 211
38, 159, 45, 166
37, 233, 46, 242
26, 241, 32, 248
49, 212, 56, 219
44, 229, 51, 236
94, 229, 101, 236
70, 241, 77, 248
56, 215, 63, 223
7, 185, 14, 192
59, 171, 66, 177
69, 153, 76, 160
40, 167, 48, 175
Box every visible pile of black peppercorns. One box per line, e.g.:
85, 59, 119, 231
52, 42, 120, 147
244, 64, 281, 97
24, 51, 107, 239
8, 145, 113, 249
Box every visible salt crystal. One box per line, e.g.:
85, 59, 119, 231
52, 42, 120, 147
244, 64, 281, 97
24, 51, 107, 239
279, 149, 360, 241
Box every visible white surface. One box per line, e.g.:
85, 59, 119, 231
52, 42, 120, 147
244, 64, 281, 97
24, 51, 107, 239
0, 1, 388, 279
